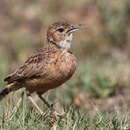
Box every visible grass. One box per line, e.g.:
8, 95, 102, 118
0, 102, 130, 130
0, 57, 130, 129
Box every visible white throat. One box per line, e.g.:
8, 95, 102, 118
56, 33, 73, 50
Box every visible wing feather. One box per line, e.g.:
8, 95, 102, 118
4, 50, 48, 83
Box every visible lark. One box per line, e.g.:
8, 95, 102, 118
0, 21, 84, 114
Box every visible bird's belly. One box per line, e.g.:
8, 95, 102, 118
26, 53, 77, 93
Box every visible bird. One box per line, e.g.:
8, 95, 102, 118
0, 21, 84, 114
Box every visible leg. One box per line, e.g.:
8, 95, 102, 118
26, 91, 44, 115
38, 94, 65, 116
38, 94, 53, 111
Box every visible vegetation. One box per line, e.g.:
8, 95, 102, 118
0, 0, 130, 129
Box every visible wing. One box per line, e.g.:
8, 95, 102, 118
4, 50, 49, 84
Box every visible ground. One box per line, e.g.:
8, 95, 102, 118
0, 58, 130, 130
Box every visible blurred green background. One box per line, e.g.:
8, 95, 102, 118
0, 0, 130, 128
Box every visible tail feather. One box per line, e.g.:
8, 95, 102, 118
0, 83, 19, 101
0, 88, 11, 100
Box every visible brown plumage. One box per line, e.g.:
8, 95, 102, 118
0, 21, 83, 114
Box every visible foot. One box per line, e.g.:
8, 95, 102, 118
49, 102, 66, 117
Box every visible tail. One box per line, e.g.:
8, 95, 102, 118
0, 88, 12, 100
0, 83, 19, 101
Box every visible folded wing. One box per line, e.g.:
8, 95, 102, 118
4, 50, 48, 84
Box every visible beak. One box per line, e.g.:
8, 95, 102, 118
67, 24, 85, 33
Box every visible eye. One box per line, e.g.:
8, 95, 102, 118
57, 28, 64, 32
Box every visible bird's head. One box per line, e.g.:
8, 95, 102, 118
47, 21, 84, 50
